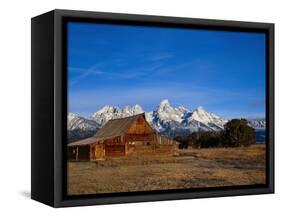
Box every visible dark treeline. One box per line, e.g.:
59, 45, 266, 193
174, 119, 256, 149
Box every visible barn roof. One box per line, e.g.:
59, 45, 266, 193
94, 113, 150, 138
68, 113, 151, 147
67, 136, 100, 147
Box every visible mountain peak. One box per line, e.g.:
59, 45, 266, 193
68, 113, 80, 122
247, 118, 266, 129
159, 99, 170, 106
68, 112, 79, 117
195, 106, 206, 113
154, 99, 187, 123
91, 104, 144, 125
69, 99, 229, 139
158, 99, 172, 112
132, 104, 143, 110
187, 106, 227, 131
123, 104, 144, 114
98, 105, 119, 113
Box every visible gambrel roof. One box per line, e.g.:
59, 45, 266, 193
95, 113, 150, 138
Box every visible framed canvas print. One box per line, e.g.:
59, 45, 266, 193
31, 9, 274, 207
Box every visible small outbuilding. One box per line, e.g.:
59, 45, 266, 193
68, 113, 177, 161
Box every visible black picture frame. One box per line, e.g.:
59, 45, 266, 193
31, 9, 274, 207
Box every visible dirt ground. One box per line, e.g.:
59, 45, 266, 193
67, 145, 266, 195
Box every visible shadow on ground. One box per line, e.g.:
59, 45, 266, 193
19, 191, 31, 199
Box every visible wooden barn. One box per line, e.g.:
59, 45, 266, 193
68, 113, 177, 161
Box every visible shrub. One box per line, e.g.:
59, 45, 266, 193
174, 118, 255, 149
222, 119, 255, 147
198, 131, 222, 148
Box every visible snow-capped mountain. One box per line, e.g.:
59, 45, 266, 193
90, 104, 144, 125
154, 99, 189, 123
148, 99, 191, 136
68, 99, 229, 140
248, 118, 266, 129
149, 100, 226, 136
68, 113, 99, 131
185, 106, 227, 131
67, 113, 100, 142
68, 99, 266, 141
247, 118, 266, 143
67, 105, 144, 142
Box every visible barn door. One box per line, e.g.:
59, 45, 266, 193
94, 144, 105, 160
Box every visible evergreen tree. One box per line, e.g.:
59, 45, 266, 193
223, 119, 255, 147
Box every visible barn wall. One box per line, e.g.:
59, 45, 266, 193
92, 144, 105, 160
127, 143, 175, 156
156, 135, 177, 145
124, 133, 175, 156
125, 133, 155, 143
67, 115, 177, 160
105, 144, 125, 158
92, 136, 126, 159
127, 116, 154, 135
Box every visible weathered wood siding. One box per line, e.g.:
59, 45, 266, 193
127, 116, 154, 135
130, 144, 174, 156
105, 144, 125, 158
156, 135, 177, 145
91, 144, 105, 160
91, 136, 126, 159
68, 114, 176, 161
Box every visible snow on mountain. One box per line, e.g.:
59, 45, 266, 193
145, 111, 153, 124
68, 112, 79, 123
148, 99, 190, 135
90, 105, 121, 125
154, 99, 189, 123
90, 104, 144, 125
68, 99, 230, 139
147, 100, 226, 136
68, 113, 99, 131
185, 106, 227, 132
248, 118, 266, 129
67, 113, 100, 142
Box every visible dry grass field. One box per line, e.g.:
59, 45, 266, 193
67, 145, 266, 195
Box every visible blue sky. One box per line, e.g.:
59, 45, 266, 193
67, 22, 266, 119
